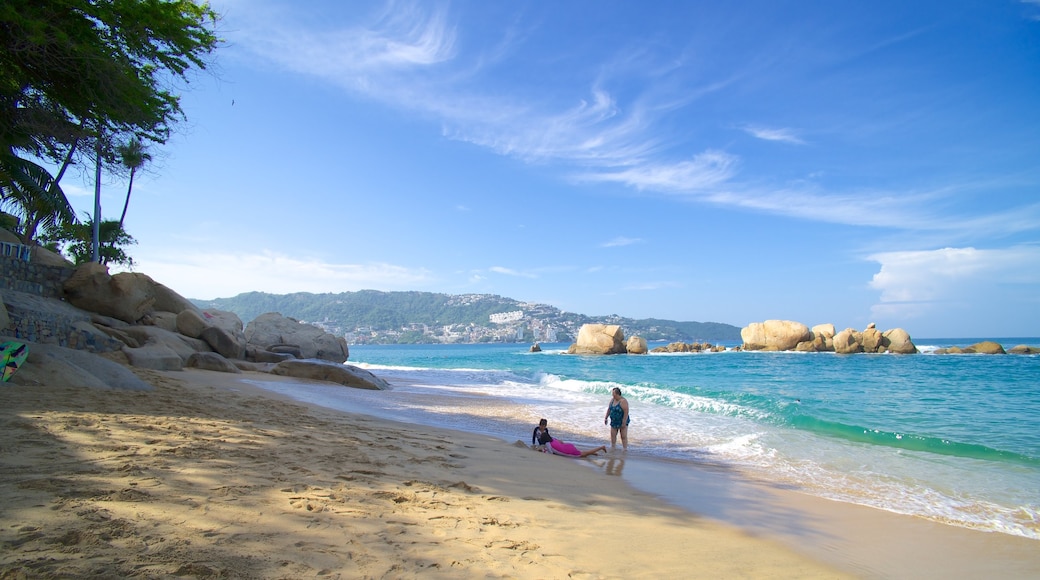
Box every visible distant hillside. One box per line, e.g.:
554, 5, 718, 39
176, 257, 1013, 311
192, 290, 742, 344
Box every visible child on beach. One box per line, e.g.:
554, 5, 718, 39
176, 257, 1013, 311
532, 419, 607, 457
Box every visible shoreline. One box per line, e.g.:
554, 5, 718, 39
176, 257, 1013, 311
1, 368, 849, 579
245, 368, 1040, 578
2, 368, 1037, 578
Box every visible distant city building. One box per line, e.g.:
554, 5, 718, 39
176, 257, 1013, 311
490, 311, 523, 324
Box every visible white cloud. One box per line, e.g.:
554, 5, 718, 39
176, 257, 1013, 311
581, 150, 738, 192
123, 250, 431, 299
741, 125, 805, 145
866, 245, 1040, 320
235, 1, 456, 87
601, 236, 644, 248
488, 266, 538, 278
622, 281, 681, 291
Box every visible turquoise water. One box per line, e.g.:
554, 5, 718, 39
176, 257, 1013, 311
254, 339, 1040, 540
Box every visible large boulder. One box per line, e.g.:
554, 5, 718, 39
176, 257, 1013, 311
271, 359, 389, 390
244, 312, 348, 363
121, 325, 206, 362
30, 245, 73, 267
626, 336, 648, 355
176, 308, 247, 360
741, 320, 811, 351
176, 309, 209, 338
881, 328, 917, 354
200, 326, 246, 360
567, 324, 626, 355
860, 324, 884, 353
966, 341, 1006, 355
832, 328, 864, 354
186, 352, 242, 373
123, 342, 183, 370
811, 323, 835, 340
1008, 345, 1040, 355
63, 263, 200, 324
9, 341, 153, 390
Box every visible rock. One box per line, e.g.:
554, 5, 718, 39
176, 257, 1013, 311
124, 342, 183, 370
271, 359, 389, 390
269, 344, 303, 358
63, 263, 153, 323
9, 341, 153, 390
626, 336, 648, 355
861, 327, 884, 353
794, 340, 818, 352
62, 263, 200, 324
232, 360, 277, 373
143, 310, 179, 333
245, 313, 349, 363
530, 343, 542, 352
121, 325, 205, 362
741, 320, 811, 351
881, 328, 917, 354
202, 309, 244, 337
200, 326, 246, 360
832, 328, 864, 354
567, 323, 626, 355
811, 323, 836, 339
149, 282, 201, 317
965, 341, 1006, 355
30, 245, 73, 267
176, 309, 209, 338
247, 345, 295, 363
186, 352, 242, 373
0, 300, 9, 331
1008, 345, 1040, 355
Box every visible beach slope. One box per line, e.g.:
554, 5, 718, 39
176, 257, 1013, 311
0, 368, 847, 579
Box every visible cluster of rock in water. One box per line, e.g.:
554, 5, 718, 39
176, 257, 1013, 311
560, 321, 1038, 355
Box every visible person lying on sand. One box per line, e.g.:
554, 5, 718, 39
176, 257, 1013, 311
532, 419, 607, 457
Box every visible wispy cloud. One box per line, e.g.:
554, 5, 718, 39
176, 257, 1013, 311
229, 1, 1038, 241
622, 281, 681, 291
235, 1, 456, 89
125, 250, 431, 299
489, 266, 538, 278
741, 125, 805, 145
579, 150, 738, 192
601, 236, 644, 248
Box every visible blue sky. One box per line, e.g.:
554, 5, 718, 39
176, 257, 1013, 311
59, 0, 1040, 337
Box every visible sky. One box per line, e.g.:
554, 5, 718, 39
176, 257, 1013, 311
56, 0, 1040, 338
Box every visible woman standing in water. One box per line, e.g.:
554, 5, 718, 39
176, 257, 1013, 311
604, 387, 630, 451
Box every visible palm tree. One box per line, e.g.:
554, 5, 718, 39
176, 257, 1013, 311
0, 151, 76, 244
117, 137, 150, 229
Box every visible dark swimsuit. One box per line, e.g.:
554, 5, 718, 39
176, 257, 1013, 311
608, 400, 630, 428
532, 427, 553, 445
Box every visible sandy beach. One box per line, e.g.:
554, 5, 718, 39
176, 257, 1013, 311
1, 368, 1037, 579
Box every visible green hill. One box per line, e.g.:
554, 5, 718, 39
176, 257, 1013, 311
192, 290, 742, 344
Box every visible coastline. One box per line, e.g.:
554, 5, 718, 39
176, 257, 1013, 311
2, 368, 1037, 578
1, 368, 848, 579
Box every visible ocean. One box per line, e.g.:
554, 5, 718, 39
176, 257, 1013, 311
246, 339, 1040, 541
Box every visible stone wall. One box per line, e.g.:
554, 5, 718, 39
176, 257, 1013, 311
1, 255, 72, 298
1, 256, 121, 352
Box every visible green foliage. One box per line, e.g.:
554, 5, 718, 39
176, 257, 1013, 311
0, 152, 75, 243
41, 214, 136, 266
0, 0, 221, 160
